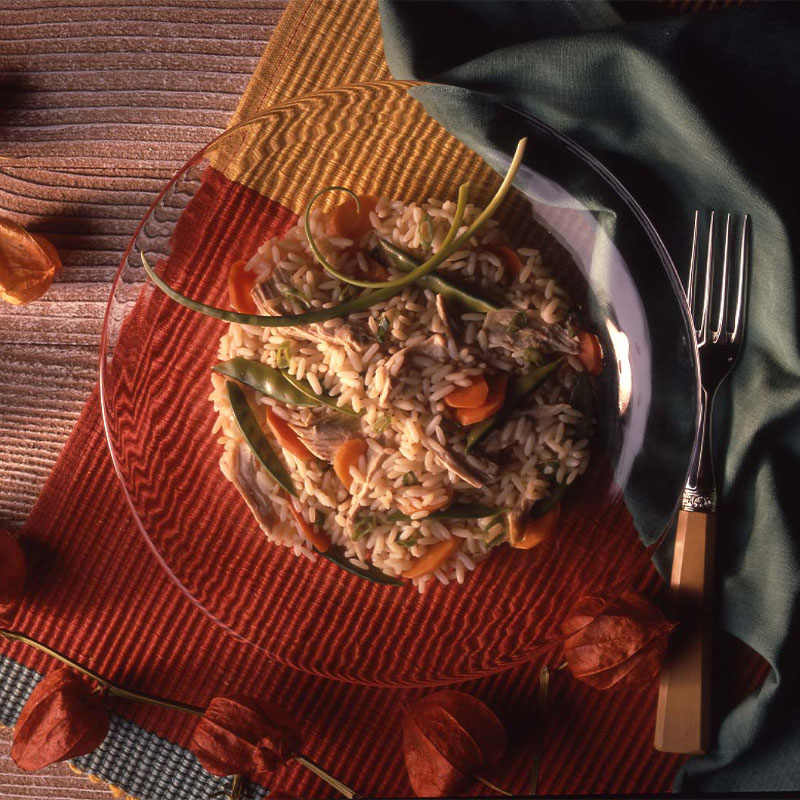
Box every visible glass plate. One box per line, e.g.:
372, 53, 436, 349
100, 81, 698, 686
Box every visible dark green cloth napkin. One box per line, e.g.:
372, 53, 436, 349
379, 0, 800, 791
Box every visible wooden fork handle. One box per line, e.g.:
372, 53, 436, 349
654, 509, 716, 754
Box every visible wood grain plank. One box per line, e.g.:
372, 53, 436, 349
0, 2, 287, 534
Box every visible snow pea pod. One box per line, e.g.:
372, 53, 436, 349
214, 358, 317, 406
226, 381, 297, 496
281, 372, 361, 418
317, 543, 402, 586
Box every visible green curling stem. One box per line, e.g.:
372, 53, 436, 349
304, 182, 470, 289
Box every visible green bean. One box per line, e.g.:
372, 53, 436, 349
570, 372, 593, 440
351, 514, 375, 542
317, 543, 402, 586
387, 503, 507, 522
465, 359, 563, 453
226, 381, 297, 496
214, 358, 317, 406
368, 237, 499, 314
281, 372, 361, 417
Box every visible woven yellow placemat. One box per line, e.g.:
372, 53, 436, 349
232, 0, 391, 121
216, 0, 506, 219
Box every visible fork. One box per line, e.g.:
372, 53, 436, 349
654, 210, 750, 754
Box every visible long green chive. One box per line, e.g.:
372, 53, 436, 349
304, 137, 526, 291
141, 138, 526, 328
304, 182, 471, 289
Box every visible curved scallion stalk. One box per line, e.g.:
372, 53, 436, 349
304, 136, 527, 291
140, 181, 467, 327
447, 137, 527, 253
142, 137, 526, 327
304, 182, 470, 289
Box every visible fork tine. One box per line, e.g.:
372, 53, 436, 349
731, 214, 750, 342
686, 210, 700, 326
712, 214, 732, 342
698, 211, 716, 345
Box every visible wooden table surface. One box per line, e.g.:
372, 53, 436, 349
0, 1, 287, 795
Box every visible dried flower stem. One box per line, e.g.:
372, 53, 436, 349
0, 628, 203, 715
475, 774, 513, 796
0, 627, 357, 798
294, 753, 357, 799
528, 665, 551, 795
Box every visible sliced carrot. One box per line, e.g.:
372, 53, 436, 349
228, 259, 258, 314
487, 243, 523, 279
265, 407, 313, 460
402, 537, 462, 580
454, 373, 509, 426
511, 503, 561, 550
287, 501, 330, 553
576, 329, 603, 376
327, 195, 379, 242
443, 376, 489, 409
333, 438, 368, 490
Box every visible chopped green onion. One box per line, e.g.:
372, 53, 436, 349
506, 310, 527, 334
282, 285, 311, 310
376, 314, 391, 343
373, 413, 393, 434
397, 534, 418, 548
352, 514, 375, 542
521, 347, 543, 367
418, 212, 434, 250
402, 471, 418, 487
276, 341, 292, 369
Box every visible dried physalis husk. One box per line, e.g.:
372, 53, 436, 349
11, 668, 109, 771
562, 591, 676, 690
0, 216, 62, 305
402, 690, 508, 797
190, 695, 301, 785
